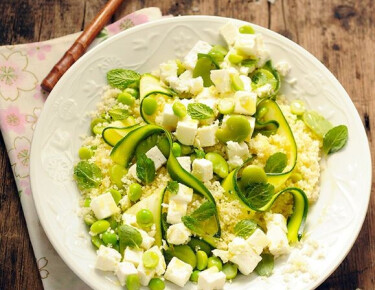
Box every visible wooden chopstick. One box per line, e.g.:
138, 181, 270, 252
41, 0, 124, 92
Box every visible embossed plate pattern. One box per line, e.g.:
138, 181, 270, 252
30, 16, 372, 290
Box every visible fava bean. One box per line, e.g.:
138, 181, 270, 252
240, 165, 267, 187
218, 98, 235, 115
143, 97, 158, 115
209, 45, 228, 63
117, 91, 135, 106
196, 250, 208, 270
172, 101, 187, 118
110, 164, 127, 188
290, 100, 306, 116
109, 189, 122, 205
190, 270, 200, 283
124, 88, 139, 99
205, 152, 229, 178
84, 214, 96, 226
222, 263, 238, 279
207, 256, 223, 271
172, 142, 182, 157
239, 25, 255, 34
228, 54, 244, 65
128, 183, 142, 202
126, 274, 140, 290
142, 251, 159, 269
216, 115, 251, 143
181, 144, 193, 155
148, 278, 165, 290
231, 74, 244, 91
90, 220, 110, 235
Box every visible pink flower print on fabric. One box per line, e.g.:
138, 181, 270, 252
0, 105, 26, 134
33, 84, 48, 101
107, 12, 149, 34
19, 178, 32, 196
26, 43, 52, 61
8, 136, 31, 179
0, 51, 38, 101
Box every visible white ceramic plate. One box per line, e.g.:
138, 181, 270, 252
30, 16, 372, 290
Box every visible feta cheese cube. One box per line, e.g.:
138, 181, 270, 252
95, 245, 122, 272
145, 146, 167, 171
192, 158, 213, 182
115, 262, 138, 286
210, 69, 232, 93
123, 247, 143, 266
246, 228, 269, 255
139, 229, 155, 250
226, 141, 250, 161
148, 246, 166, 276
184, 40, 213, 69
168, 76, 190, 93
230, 249, 261, 275
169, 183, 193, 203
255, 83, 273, 98
127, 163, 141, 182
234, 34, 259, 56
122, 213, 137, 226
90, 193, 119, 220
240, 75, 252, 91
275, 60, 291, 77
198, 266, 226, 290
212, 249, 230, 263
160, 60, 178, 82
220, 21, 239, 46
227, 155, 244, 170
164, 257, 193, 287
190, 77, 204, 95
137, 259, 156, 286
177, 156, 192, 173
266, 214, 290, 257
228, 237, 249, 255
161, 103, 178, 130
167, 200, 188, 224
266, 213, 288, 232
195, 122, 219, 147
233, 91, 257, 115
175, 120, 198, 145
167, 223, 192, 245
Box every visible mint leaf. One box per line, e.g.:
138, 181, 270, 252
302, 111, 333, 138
264, 152, 287, 173
167, 181, 179, 195
136, 154, 156, 184
187, 103, 214, 120
108, 108, 129, 120
234, 219, 258, 239
182, 216, 204, 235
107, 69, 140, 90
190, 201, 216, 221
244, 183, 274, 209
255, 253, 274, 276
74, 161, 102, 190
323, 125, 348, 155
118, 225, 143, 253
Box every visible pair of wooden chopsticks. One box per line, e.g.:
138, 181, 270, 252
41, 0, 124, 92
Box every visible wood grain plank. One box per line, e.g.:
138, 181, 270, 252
0, 0, 374, 289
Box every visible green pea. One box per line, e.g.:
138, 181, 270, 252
196, 250, 208, 270
172, 142, 182, 157
78, 147, 93, 160
180, 144, 193, 155
222, 263, 238, 280
157, 136, 170, 157
231, 74, 244, 91
109, 189, 122, 205
216, 115, 251, 143
83, 197, 91, 207
239, 25, 255, 34
143, 97, 158, 115
142, 251, 159, 269
290, 100, 306, 116
190, 270, 200, 283
128, 183, 142, 202
102, 232, 118, 246
228, 54, 244, 65
207, 256, 223, 271
117, 91, 135, 106
218, 98, 235, 115
126, 274, 140, 290
205, 152, 229, 178
90, 220, 110, 235
136, 209, 154, 226
148, 278, 165, 290
84, 213, 96, 226
91, 235, 104, 249
240, 165, 267, 187
110, 164, 127, 188
124, 88, 139, 99
172, 101, 187, 118
209, 45, 228, 63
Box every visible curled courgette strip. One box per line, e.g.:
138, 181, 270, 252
222, 162, 308, 243
255, 99, 297, 190
110, 124, 221, 238
102, 124, 140, 147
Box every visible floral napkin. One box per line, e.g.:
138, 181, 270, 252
0, 7, 164, 289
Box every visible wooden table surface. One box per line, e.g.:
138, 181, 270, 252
0, 0, 374, 289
